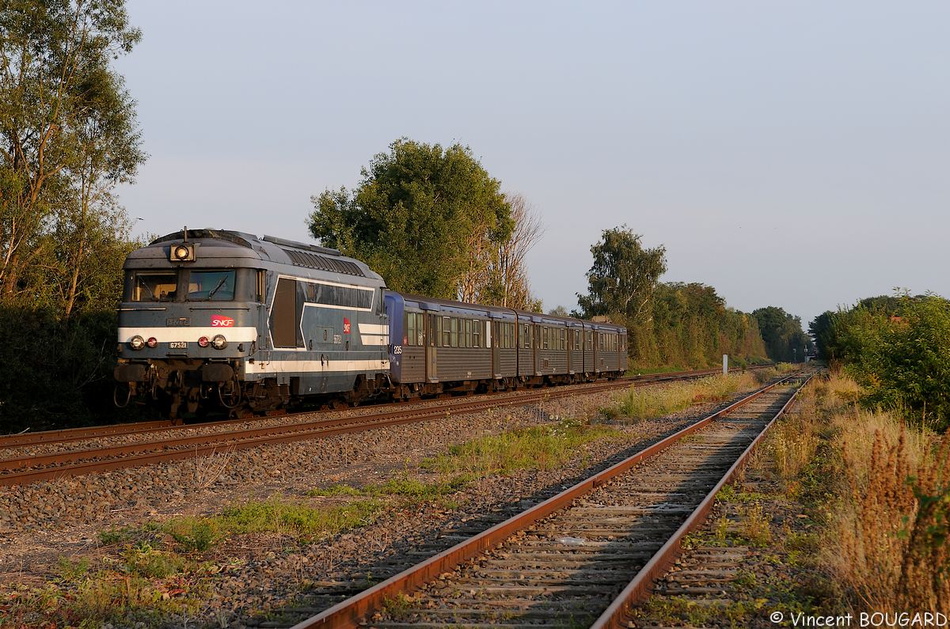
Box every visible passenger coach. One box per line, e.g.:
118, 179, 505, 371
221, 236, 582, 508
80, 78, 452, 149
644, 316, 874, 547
385, 293, 627, 397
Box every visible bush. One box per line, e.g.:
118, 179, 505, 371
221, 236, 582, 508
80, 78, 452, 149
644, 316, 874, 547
834, 295, 950, 431
0, 305, 132, 433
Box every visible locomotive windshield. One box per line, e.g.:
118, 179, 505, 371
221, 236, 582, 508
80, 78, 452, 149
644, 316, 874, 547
132, 271, 177, 301
128, 269, 239, 302
187, 270, 235, 301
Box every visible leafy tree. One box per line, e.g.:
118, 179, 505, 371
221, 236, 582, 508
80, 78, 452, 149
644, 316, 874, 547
309, 138, 512, 299
576, 226, 667, 322
830, 294, 950, 431
0, 0, 144, 312
644, 282, 766, 369
0, 0, 144, 429
752, 306, 812, 362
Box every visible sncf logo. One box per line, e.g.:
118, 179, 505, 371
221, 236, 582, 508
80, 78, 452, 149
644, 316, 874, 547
211, 315, 235, 327
343, 318, 351, 334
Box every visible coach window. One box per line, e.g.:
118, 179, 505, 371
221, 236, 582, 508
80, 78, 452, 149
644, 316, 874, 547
414, 313, 425, 345
450, 317, 459, 347
405, 313, 417, 346
473, 321, 481, 348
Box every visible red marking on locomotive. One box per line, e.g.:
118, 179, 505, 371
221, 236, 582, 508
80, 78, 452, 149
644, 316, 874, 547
343, 318, 351, 334
211, 315, 235, 327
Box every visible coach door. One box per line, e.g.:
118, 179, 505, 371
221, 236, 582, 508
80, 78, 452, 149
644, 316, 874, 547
426, 313, 438, 382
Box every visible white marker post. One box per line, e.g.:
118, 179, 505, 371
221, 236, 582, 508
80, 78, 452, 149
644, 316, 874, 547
722, 354, 728, 375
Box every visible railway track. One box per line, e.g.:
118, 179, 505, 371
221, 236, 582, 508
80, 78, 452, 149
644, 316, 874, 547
0, 368, 756, 449
0, 368, 758, 487
274, 375, 809, 629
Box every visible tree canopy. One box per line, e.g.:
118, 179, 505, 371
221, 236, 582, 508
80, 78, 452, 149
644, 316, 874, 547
0, 0, 144, 431
576, 225, 667, 322
0, 0, 144, 315
752, 306, 812, 363
308, 138, 513, 300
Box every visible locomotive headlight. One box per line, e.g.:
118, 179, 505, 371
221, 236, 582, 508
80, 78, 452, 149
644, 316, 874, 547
211, 334, 228, 350
146, 337, 158, 348
198, 336, 210, 348
129, 335, 146, 350
169, 244, 196, 262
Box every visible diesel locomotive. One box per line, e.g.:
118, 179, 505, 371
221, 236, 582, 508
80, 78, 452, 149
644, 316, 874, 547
114, 229, 627, 417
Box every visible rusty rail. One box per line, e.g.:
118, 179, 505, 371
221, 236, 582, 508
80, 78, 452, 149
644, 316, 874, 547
590, 373, 813, 628
0, 367, 771, 487
287, 374, 802, 629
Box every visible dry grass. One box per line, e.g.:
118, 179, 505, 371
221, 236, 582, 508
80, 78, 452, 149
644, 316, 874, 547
824, 381, 950, 612
770, 392, 821, 484
604, 372, 758, 422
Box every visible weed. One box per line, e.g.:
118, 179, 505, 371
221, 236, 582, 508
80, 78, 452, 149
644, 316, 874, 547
217, 498, 381, 539
381, 592, 415, 621
164, 516, 223, 552
604, 373, 756, 422
421, 419, 621, 477
739, 504, 772, 547
120, 542, 187, 579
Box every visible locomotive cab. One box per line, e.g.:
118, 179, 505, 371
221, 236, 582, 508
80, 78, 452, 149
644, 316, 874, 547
115, 231, 266, 416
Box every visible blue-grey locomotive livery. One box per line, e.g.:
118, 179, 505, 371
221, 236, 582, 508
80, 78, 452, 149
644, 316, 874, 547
114, 229, 627, 417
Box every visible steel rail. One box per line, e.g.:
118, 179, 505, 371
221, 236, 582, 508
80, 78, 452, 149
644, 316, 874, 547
590, 373, 813, 628
0, 420, 178, 449
0, 368, 769, 487
0, 366, 760, 450
286, 374, 802, 629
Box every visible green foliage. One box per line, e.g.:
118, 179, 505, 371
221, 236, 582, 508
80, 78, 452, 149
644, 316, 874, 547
164, 517, 224, 552
0, 1, 146, 430
309, 138, 512, 299
575, 228, 765, 369
643, 282, 767, 368
0, 305, 133, 432
0, 0, 144, 312
213, 498, 382, 539
576, 225, 666, 321
828, 294, 950, 430
422, 419, 621, 477
753, 306, 812, 363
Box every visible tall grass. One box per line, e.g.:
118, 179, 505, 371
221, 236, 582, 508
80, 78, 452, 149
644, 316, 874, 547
822, 378, 950, 612
770, 391, 821, 482
604, 372, 757, 422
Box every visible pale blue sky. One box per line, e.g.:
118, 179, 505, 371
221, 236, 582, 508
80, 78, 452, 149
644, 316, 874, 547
115, 1, 950, 327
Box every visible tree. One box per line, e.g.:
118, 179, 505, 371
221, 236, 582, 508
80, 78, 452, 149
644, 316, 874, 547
309, 138, 512, 299
0, 0, 144, 312
752, 306, 812, 362
459, 192, 544, 309
576, 226, 667, 321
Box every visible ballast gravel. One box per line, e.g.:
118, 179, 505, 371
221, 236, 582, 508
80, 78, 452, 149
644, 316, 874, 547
0, 386, 746, 628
